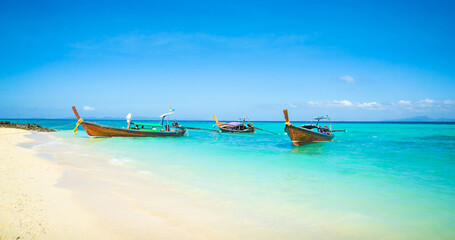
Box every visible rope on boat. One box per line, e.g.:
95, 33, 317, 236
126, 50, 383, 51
252, 126, 279, 135
180, 126, 221, 133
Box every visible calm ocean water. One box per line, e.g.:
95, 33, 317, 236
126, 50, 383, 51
4, 119, 455, 238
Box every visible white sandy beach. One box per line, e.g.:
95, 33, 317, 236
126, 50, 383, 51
0, 129, 213, 240
0, 128, 121, 239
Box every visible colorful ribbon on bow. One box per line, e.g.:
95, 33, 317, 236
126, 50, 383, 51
72, 118, 83, 135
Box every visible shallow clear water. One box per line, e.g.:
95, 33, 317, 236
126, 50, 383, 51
5, 119, 455, 238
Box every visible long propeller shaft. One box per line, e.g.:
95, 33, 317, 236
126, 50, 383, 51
253, 127, 279, 135
332, 130, 347, 133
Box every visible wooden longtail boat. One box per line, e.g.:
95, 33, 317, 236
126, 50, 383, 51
72, 106, 186, 137
213, 115, 255, 133
283, 109, 334, 146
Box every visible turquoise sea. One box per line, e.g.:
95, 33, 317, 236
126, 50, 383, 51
4, 119, 455, 239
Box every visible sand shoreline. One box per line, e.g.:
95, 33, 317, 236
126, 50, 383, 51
0, 129, 246, 240
0, 129, 125, 240
0, 129, 217, 240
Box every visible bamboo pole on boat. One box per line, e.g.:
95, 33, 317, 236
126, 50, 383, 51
180, 126, 221, 133
283, 109, 290, 124
72, 106, 81, 120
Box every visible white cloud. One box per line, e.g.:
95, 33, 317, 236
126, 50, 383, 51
306, 100, 354, 108
288, 103, 297, 108
417, 99, 437, 108
357, 102, 380, 108
390, 99, 455, 113
392, 100, 413, 110
340, 75, 355, 83
356, 102, 385, 110
420, 99, 435, 104
83, 106, 95, 111
333, 100, 353, 106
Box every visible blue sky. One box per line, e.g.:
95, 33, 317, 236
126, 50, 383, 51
1, 0, 454, 120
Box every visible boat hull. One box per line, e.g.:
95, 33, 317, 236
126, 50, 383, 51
285, 125, 334, 146
215, 121, 255, 133
80, 122, 186, 137
219, 127, 255, 133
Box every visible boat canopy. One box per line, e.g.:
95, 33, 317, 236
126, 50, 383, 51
131, 122, 162, 127
315, 115, 330, 121
227, 122, 242, 126
159, 112, 175, 118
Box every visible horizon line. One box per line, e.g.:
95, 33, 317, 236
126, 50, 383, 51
1, 118, 454, 124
